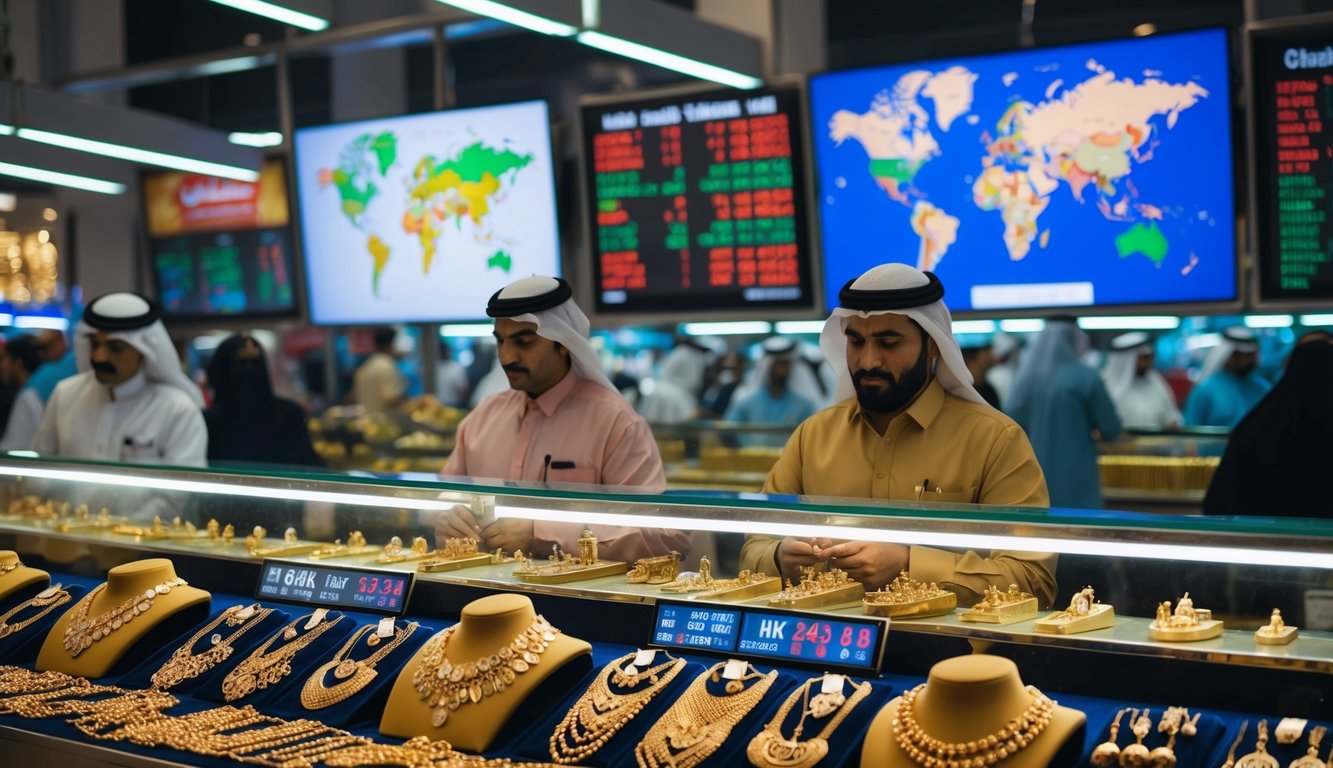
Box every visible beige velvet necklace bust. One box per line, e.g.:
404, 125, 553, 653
861, 655, 1085, 768
380, 593, 591, 752
36, 557, 209, 678
0, 550, 49, 601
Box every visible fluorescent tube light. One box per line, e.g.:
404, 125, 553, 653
581, 0, 599, 26
951, 320, 998, 334
1243, 314, 1294, 329
0, 161, 126, 195
14, 316, 69, 331
0, 125, 12, 136
773, 321, 826, 335
576, 30, 763, 89
682, 321, 771, 336
1299, 314, 1333, 326
440, 324, 496, 338
998, 319, 1045, 333
493, 504, 1333, 570
206, 0, 330, 31
432, 0, 578, 36
0, 314, 13, 326
1077, 316, 1180, 330
228, 131, 284, 148
16, 128, 259, 182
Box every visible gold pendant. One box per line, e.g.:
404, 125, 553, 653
746, 730, 830, 768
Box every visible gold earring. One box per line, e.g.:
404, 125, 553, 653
1121, 708, 1152, 766
1091, 708, 1127, 767
1148, 709, 1182, 768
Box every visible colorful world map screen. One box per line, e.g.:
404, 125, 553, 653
811, 27, 1237, 313
293, 100, 560, 324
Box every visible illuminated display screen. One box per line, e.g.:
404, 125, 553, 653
1250, 21, 1333, 301
256, 560, 412, 616
651, 601, 886, 674
581, 84, 816, 315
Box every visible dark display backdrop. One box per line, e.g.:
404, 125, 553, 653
581, 84, 817, 315
1251, 21, 1333, 302
151, 229, 297, 319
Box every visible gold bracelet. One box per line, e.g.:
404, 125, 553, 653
299, 621, 419, 710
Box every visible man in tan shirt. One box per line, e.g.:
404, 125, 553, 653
739, 264, 1056, 607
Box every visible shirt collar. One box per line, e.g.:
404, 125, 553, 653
106, 368, 149, 401
529, 367, 578, 417
845, 377, 946, 431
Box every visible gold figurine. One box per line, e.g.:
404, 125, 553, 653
1035, 585, 1114, 634
1148, 592, 1223, 642
960, 583, 1038, 625
413, 536, 492, 572
307, 531, 377, 560
660, 561, 779, 602
513, 529, 627, 584
862, 571, 956, 619
627, 552, 682, 585
1254, 608, 1297, 645
246, 525, 323, 558
768, 567, 864, 609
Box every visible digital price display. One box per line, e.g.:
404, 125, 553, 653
1250, 21, 1333, 301
651, 600, 887, 674
581, 83, 816, 316
256, 560, 413, 616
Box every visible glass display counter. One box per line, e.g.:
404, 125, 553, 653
1098, 427, 1230, 512
0, 454, 1327, 767
308, 400, 463, 473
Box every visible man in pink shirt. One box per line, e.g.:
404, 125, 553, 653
435, 275, 687, 562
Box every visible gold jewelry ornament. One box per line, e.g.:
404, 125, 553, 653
892, 682, 1055, 767
221, 613, 345, 702
1121, 708, 1153, 765
746, 674, 872, 768
769, 567, 864, 609
412, 614, 560, 728
549, 651, 687, 764
299, 620, 419, 710
1290, 724, 1326, 768
1091, 708, 1128, 767
635, 661, 778, 768
0, 584, 71, 639
1148, 707, 1185, 767
62, 577, 189, 657
862, 571, 956, 618
150, 603, 275, 690
960, 583, 1039, 625
1237, 719, 1279, 768
627, 552, 682, 585
1220, 721, 1249, 768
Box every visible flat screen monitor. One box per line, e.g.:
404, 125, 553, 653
143, 159, 298, 320
1248, 18, 1333, 303
293, 100, 560, 324
580, 83, 816, 316
810, 27, 1236, 313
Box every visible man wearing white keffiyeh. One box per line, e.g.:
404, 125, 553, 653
738, 264, 1056, 607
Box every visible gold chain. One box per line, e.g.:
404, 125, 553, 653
747, 674, 873, 768
221, 614, 345, 702
150, 603, 275, 690
635, 661, 778, 768
0, 585, 71, 639
549, 651, 686, 764
299, 620, 419, 710
412, 614, 560, 728
892, 683, 1055, 767
62, 577, 189, 657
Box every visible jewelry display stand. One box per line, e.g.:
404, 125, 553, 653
0, 551, 51, 602
1147, 593, 1223, 642
1035, 586, 1115, 635
1085, 705, 1224, 768
34, 558, 211, 678
379, 593, 592, 751
660, 557, 779, 601
861, 655, 1085, 768
769, 567, 865, 609
1254, 609, 1297, 645
862, 571, 957, 619
959, 584, 1039, 625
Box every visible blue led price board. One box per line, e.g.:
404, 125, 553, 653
256, 560, 413, 616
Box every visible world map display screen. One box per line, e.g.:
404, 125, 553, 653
581, 84, 816, 315
811, 27, 1237, 313
293, 100, 560, 324
1250, 20, 1333, 302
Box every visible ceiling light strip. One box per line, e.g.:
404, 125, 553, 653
16, 128, 259, 182
576, 30, 762, 89
206, 0, 330, 31
432, 0, 578, 36
0, 161, 126, 195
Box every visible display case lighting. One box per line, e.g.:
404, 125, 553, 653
0, 160, 126, 195
1243, 314, 1294, 328
492, 504, 1333, 570
773, 321, 825, 335
951, 320, 998, 334
205, 0, 330, 31
1077, 316, 1181, 330
0, 314, 14, 326
14, 317, 69, 331
228, 131, 284, 148
440, 324, 496, 338
1299, 314, 1333, 326
998, 319, 1045, 333
682, 321, 772, 336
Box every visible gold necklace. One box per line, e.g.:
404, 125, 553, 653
635, 661, 778, 768
549, 651, 687, 764
150, 603, 275, 690
299, 621, 420, 710
892, 683, 1055, 767
411, 614, 559, 728
747, 675, 873, 768
0, 585, 71, 639
62, 577, 189, 657
221, 614, 345, 702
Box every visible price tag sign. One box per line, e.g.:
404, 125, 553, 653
256, 559, 414, 616
650, 600, 888, 675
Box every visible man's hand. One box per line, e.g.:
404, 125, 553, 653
776, 537, 834, 582
434, 504, 481, 548
480, 518, 535, 554
818, 540, 908, 591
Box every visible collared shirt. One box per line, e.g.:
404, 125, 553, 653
32, 369, 207, 466
353, 352, 407, 413
739, 378, 1056, 607
1184, 371, 1270, 428
725, 387, 817, 430
443, 369, 683, 562
1110, 373, 1181, 430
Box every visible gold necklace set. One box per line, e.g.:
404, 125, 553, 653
149, 603, 275, 690
893, 683, 1055, 767
747, 674, 873, 768
635, 661, 778, 768
412, 614, 559, 728
0, 584, 71, 640
549, 651, 687, 764
299, 621, 420, 710
62, 577, 189, 657
221, 614, 346, 702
